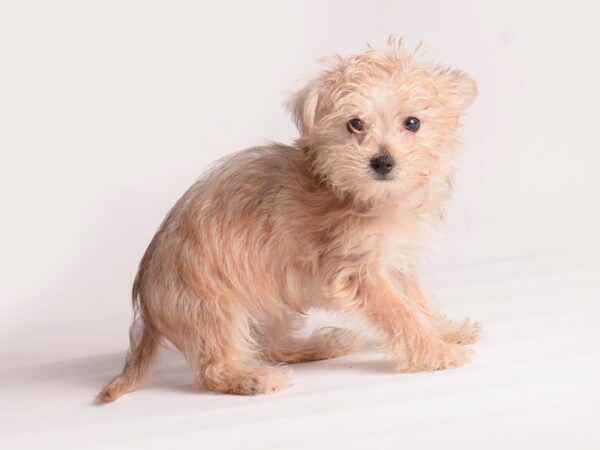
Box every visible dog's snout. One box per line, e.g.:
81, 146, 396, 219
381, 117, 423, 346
370, 154, 395, 176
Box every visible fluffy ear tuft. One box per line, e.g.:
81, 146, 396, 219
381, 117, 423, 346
434, 69, 478, 112
288, 81, 321, 136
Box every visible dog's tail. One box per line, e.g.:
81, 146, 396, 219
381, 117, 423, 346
98, 316, 160, 403
99, 233, 163, 403
98, 268, 161, 403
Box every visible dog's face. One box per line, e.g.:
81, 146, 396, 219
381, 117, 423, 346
290, 46, 477, 204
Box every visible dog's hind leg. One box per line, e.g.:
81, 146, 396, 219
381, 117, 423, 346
261, 315, 360, 364
183, 298, 293, 395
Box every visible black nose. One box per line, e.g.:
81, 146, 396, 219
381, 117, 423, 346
370, 154, 395, 175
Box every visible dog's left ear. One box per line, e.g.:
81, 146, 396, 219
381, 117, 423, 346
434, 69, 478, 112
288, 81, 322, 136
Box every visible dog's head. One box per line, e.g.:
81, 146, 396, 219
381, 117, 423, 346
290, 41, 477, 205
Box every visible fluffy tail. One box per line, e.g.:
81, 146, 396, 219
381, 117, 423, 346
98, 318, 160, 403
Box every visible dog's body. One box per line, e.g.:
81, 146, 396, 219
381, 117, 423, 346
100, 42, 479, 400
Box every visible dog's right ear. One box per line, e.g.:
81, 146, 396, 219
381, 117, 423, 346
288, 81, 321, 136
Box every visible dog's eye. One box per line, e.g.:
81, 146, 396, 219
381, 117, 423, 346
347, 118, 365, 133
403, 116, 420, 132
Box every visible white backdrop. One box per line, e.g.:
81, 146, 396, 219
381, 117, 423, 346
1, 2, 600, 448
2, 0, 599, 343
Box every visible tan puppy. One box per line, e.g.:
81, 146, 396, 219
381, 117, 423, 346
99, 40, 479, 401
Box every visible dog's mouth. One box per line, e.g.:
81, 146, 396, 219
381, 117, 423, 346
373, 173, 394, 181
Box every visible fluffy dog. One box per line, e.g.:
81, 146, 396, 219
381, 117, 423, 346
99, 40, 479, 401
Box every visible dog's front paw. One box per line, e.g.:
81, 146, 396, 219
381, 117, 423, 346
395, 343, 472, 372
441, 320, 481, 345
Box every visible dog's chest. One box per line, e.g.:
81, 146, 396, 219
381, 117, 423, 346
377, 210, 436, 272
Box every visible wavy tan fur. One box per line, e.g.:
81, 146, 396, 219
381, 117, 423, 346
99, 41, 479, 401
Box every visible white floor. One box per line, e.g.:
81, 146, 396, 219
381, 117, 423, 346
2, 249, 600, 449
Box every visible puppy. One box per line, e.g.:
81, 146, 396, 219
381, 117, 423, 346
99, 40, 479, 401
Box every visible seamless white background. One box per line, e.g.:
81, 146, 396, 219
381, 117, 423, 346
1, 1, 600, 449
1, 0, 599, 348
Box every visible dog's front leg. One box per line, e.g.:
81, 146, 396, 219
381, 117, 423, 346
355, 275, 472, 372
402, 273, 480, 345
